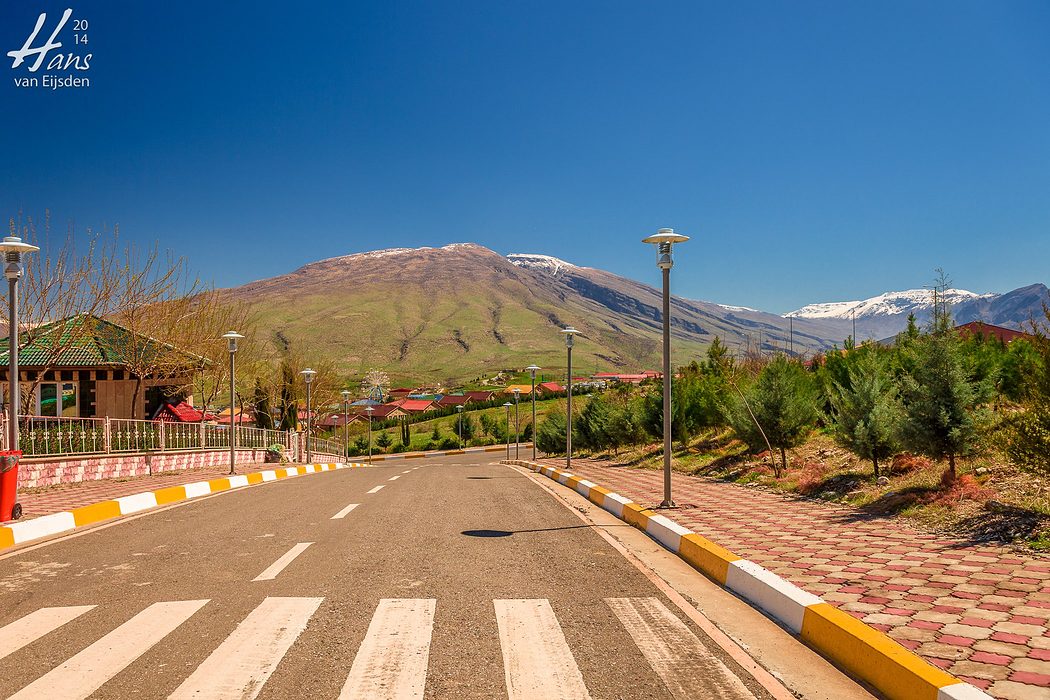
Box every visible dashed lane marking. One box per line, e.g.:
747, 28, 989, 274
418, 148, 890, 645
388, 475, 400, 481
169, 596, 323, 700
331, 503, 361, 520
367, 485, 385, 494
252, 543, 314, 582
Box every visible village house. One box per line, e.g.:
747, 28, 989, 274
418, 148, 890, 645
0, 315, 202, 420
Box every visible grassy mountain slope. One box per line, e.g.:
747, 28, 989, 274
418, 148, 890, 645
225, 243, 838, 386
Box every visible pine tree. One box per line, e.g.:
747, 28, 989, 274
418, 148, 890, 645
829, 350, 902, 478
376, 430, 392, 449
723, 355, 820, 475
899, 318, 993, 481
536, 408, 567, 454
1005, 306, 1050, 475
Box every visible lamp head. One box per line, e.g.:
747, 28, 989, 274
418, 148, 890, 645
525, 364, 540, 377
503, 402, 512, 407
366, 405, 375, 414
221, 330, 244, 353
0, 236, 38, 280
300, 368, 317, 384
561, 326, 579, 348
642, 228, 689, 271
456, 404, 464, 412
341, 390, 351, 400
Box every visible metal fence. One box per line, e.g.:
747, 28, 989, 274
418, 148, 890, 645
0, 414, 339, 461
308, 436, 345, 459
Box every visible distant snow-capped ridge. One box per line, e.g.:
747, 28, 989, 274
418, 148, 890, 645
506, 253, 580, 276
785, 288, 997, 320
314, 243, 484, 265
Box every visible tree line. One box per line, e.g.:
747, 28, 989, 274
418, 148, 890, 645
536, 307, 1050, 482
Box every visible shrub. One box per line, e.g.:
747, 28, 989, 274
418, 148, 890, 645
536, 408, 567, 454
391, 441, 407, 453
829, 350, 903, 478
439, 436, 460, 450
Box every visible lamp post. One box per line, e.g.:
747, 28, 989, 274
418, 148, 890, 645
341, 390, 351, 461
1, 236, 39, 455
503, 402, 512, 460
512, 387, 521, 459
642, 228, 689, 508
525, 365, 540, 460
456, 404, 464, 448
366, 405, 374, 464
221, 331, 244, 475
300, 368, 316, 463
561, 327, 579, 471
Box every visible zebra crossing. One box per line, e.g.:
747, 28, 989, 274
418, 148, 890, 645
0, 595, 756, 699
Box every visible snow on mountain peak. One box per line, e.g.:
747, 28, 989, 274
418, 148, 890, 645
313, 243, 484, 266
786, 288, 997, 320
506, 253, 579, 277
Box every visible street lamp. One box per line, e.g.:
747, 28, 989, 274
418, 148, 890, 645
456, 404, 464, 448
503, 402, 512, 460
525, 365, 540, 460
642, 227, 689, 508
341, 389, 351, 462
366, 405, 375, 464
221, 331, 244, 475
1, 236, 39, 455
512, 387, 521, 459
300, 368, 316, 463
561, 327, 579, 472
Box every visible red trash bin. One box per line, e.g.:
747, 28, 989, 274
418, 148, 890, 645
0, 450, 21, 522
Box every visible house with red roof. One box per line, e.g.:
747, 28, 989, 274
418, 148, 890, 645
537, 381, 563, 394
153, 401, 217, 423
465, 391, 496, 402
956, 322, 1032, 345
394, 398, 435, 414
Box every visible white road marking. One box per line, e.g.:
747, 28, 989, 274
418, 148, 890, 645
388, 475, 400, 481
331, 503, 361, 520
367, 485, 385, 494
493, 599, 590, 700
0, 606, 96, 661
606, 597, 751, 699
8, 599, 208, 700
401, 470, 411, 474
169, 596, 323, 700
252, 542, 314, 582
339, 598, 436, 700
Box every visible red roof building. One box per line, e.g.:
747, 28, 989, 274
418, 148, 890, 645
537, 381, 563, 394
956, 322, 1032, 345
388, 388, 414, 399
153, 401, 217, 423
395, 399, 435, 413
465, 391, 496, 402
356, 404, 406, 421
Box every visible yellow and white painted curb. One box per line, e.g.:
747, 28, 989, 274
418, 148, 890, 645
0, 462, 368, 552
506, 459, 992, 700
368, 443, 530, 461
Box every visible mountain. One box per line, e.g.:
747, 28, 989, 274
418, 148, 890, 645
786, 284, 1050, 340
224, 244, 838, 386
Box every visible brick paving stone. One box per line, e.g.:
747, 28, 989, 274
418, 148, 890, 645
989, 680, 1050, 699
550, 458, 1050, 699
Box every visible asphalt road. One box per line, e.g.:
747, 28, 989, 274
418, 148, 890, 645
0, 452, 869, 699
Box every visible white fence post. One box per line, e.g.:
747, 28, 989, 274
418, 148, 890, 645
158, 420, 166, 451
104, 417, 112, 454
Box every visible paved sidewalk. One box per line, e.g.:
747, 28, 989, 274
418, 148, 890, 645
544, 458, 1050, 700
13, 462, 283, 519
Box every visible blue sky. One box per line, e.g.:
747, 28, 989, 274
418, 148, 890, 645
2, 1, 1048, 313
